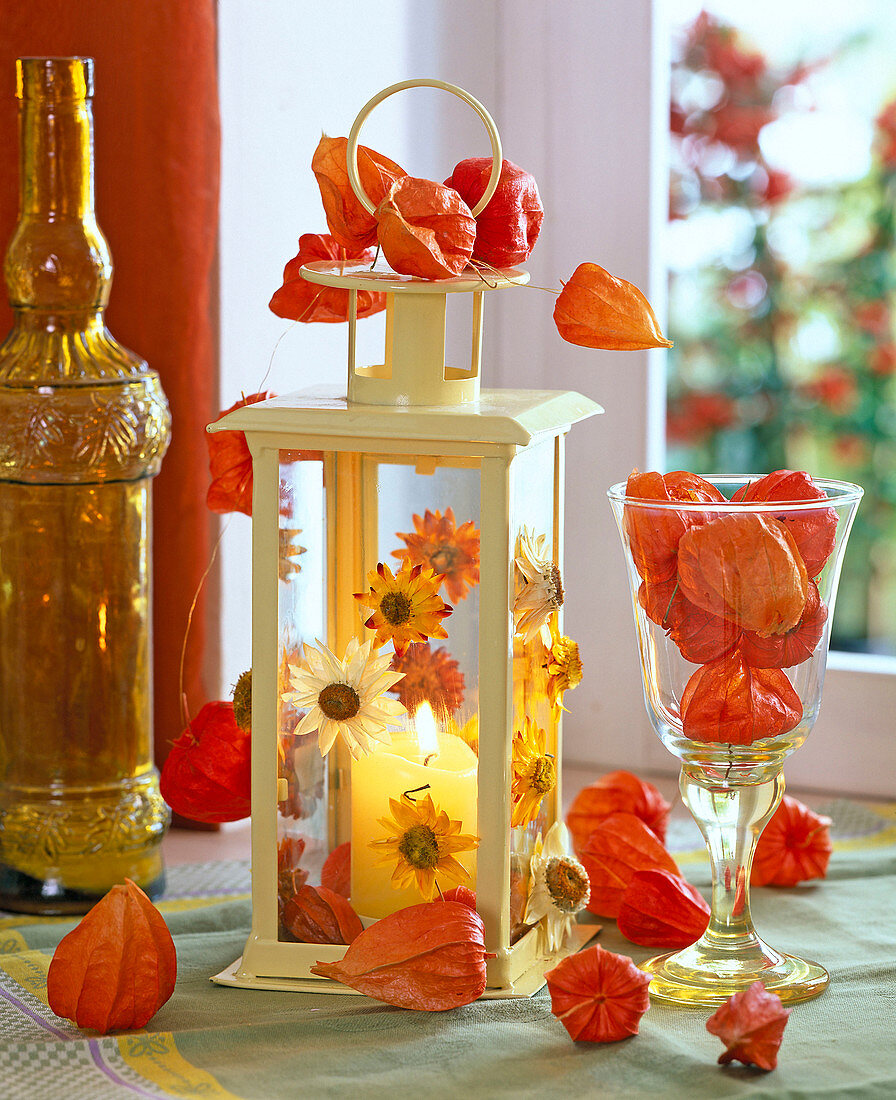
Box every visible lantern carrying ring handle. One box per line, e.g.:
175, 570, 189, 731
346, 78, 503, 218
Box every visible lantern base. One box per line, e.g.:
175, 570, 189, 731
211, 924, 598, 1000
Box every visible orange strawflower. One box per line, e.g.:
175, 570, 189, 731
545, 624, 583, 710
369, 793, 479, 901
390, 642, 465, 716
354, 561, 452, 657
392, 508, 480, 603
511, 717, 556, 828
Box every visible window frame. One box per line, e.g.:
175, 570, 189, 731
481, 0, 894, 795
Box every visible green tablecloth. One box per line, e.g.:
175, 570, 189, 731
2, 802, 895, 1100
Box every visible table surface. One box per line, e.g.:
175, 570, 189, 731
2, 771, 895, 1100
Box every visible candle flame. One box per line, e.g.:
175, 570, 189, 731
412, 701, 440, 759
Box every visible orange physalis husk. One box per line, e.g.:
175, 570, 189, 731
732, 469, 838, 579
376, 176, 477, 279
280, 884, 363, 945
160, 700, 251, 823
578, 812, 680, 918
624, 471, 685, 583
443, 885, 477, 910
706, 980, 790, 1070
312, 134, 406, 250
277, 834, 306, 874
677, 513, 809, 635
268, 233, 384, 322
392, 507, 481, 603
667, 601, 741, 664
640, 577, 741, 664
311, 899, 491, 1011
545, 944, 651, 1043
321, 841, 351, 898
443, 157, 543, 266
553, 262, 674, 350
566, 770, 671, 852
624, 469, 726, 584
751, 795, 832, 887
732, 864, 747, 916
206, 392, 273, 516
662, 470, 728, 504
47, 880, 176, 1034
638, 574, 683, 626
617, 869, 710, 949
740, 581, 827, 669
680, 652, 802, 745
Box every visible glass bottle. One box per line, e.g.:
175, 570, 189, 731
0, 57, 171, 912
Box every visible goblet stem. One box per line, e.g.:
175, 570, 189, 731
685, 764, 781, 956
642, 766, 829, 1007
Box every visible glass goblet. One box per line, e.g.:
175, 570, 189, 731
608, 474, 862, 1007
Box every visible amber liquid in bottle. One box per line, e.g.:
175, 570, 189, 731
0, 58, 171, 912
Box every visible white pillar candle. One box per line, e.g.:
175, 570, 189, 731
350, 703, 478, 919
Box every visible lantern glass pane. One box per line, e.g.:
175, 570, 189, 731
276, 452, 329, 940
509, 437, 560, 943
372, 457, 480, 724
349, 455, 481, 920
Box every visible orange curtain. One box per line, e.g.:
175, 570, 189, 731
0, 3, 221, 772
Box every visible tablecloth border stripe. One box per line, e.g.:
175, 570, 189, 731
117, 1034, 246, 1100
0, 978, 71, 1040
90, 1040, 169, 1100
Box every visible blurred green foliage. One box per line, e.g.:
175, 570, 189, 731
668, 12, 896, 654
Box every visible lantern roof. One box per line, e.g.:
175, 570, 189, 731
209, 385, 602, 449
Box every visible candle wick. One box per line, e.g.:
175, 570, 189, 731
423, 752, 438, 767
403, 784, 431, 802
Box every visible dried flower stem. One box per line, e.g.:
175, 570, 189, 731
258, 318, 300, 393
468, 257, 561, 295
178, 520, 229, 729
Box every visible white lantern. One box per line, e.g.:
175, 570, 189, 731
212, 80, 601, 997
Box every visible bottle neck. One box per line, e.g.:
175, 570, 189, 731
19, 96, 95, 219
5, 58, 112, 316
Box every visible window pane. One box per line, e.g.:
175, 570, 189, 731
667, 2, 896, 656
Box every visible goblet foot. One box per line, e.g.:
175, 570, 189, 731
643, 767, 830, 1008
643, 938, 828, 1007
